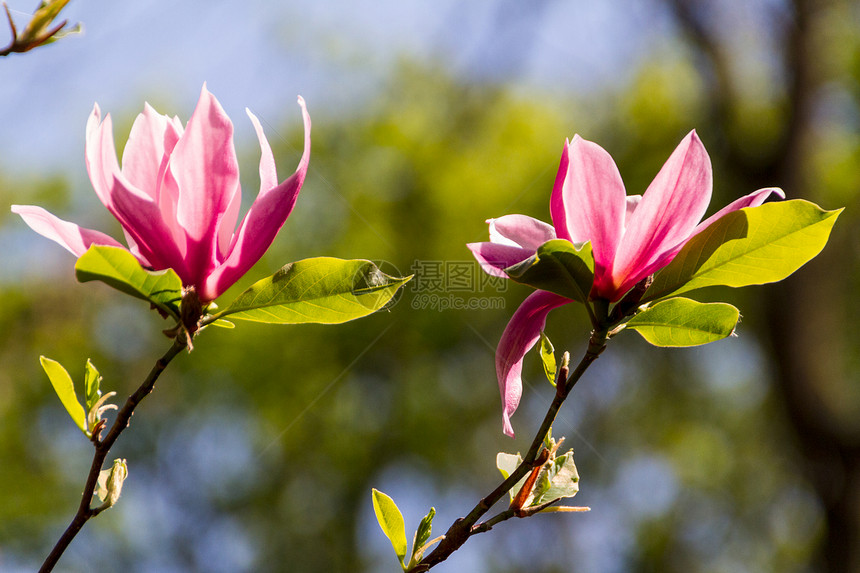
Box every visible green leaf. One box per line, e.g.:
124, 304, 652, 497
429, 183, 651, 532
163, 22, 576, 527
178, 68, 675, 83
40, 356, 86, 434
20, 0, 71, 41
75, 246, 182, 319
220, 257, 411, 324
532, 450, 580, 504
84, 359, 101, 411
496, 452, 528, 503
538, 331, 556, 386
371, 488, 408, 568
644, 200, 842, 302
624, 298, 740, 347
505, 239, 594, 303
407, 507, 436, 567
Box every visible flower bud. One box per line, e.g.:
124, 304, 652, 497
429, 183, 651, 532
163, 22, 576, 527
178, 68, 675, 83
95, 458, 128, 510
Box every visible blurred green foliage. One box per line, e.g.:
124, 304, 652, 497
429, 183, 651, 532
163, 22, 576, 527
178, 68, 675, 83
2, 3, 860, 571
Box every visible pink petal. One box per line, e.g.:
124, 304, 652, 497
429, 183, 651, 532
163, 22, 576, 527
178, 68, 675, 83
632, 187, 786, 282
247, 108, 279, 191
85, 104, 122, 211
121, 103, 187, 253
119, 230, 153, 268
200, 96, 311, 301
84, 103, 168, 270
171, 84, 241, 285
121, 103, 171, 199
495, 290, 570, 437
549, 141, 571, 241
468, 242, 534, 277
489, 215, 556, 249
626, 195, 642, 220
693, 187, 785, 236
214, 108, 275, 259
552, 135, 627, 288
11, 205, 126, 257
607, 130, 713, 300
107, 174, 188, 277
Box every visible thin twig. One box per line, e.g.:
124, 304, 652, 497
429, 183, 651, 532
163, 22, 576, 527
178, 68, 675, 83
39, 336, 187, 573
408, 327, 608, 572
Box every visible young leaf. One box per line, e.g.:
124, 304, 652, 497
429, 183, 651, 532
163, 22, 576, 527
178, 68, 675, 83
75, 246, 182, 319
538, 331, 557, 386
496, 452, 529, 503
414, 507, 435, 555
624, 298, 740, 347
644, 200, 842, 302
40, 356, 86, 434
219, 257, 411, 325
95, 458, 128, 510
532, 450, 581, 504
505, 239, 594, 303
407, 507, 436, 567
371, 488, 408, 568
84, 359, 101, 411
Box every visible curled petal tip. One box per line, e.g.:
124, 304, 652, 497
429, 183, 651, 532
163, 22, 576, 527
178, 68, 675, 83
502, 416, 515, 438
297, 96, 311, 135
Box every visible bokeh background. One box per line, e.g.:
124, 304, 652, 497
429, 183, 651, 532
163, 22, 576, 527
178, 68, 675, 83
1, 1, 859, 572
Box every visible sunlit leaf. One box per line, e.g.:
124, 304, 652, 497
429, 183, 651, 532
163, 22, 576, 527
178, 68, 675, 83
624, 297, 739, 347
533, 450, 580, 504
538, 331, 556, 386
20, 0, 71, 42
39, 356, 85, 434
220, 257, 411, 324
75, 246, 182, 319
83, 359, 101, 411
407, 507, 436, 567
505, 239, 594, 303
644, 200, 842, 302
372, 488, 408, 568
496, 452, 528, 503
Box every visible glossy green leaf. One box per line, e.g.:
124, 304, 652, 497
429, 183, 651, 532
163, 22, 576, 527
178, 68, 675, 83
372, 488, 408, 567
644, 200, 842, 302
40, 356, 86, 433
625, 297, 739, 347
75, 246, 182, 319
84, 359, 101, 411
505, 239, 594, 303
220, 257, 411, 324
538, 331, 557, 386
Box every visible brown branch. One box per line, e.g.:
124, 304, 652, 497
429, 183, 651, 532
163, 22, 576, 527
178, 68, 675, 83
408, 328, 608, 572
39, 336, 187, 573
0, 0, 72, 57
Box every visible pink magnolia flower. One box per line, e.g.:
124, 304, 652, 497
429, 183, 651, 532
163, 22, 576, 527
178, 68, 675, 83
12, 84, 311, 302
469, 130, 783, 437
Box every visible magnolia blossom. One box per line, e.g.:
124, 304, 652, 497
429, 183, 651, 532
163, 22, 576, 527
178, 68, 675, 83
469, 131, 783, 436
12, 85, 311, 302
